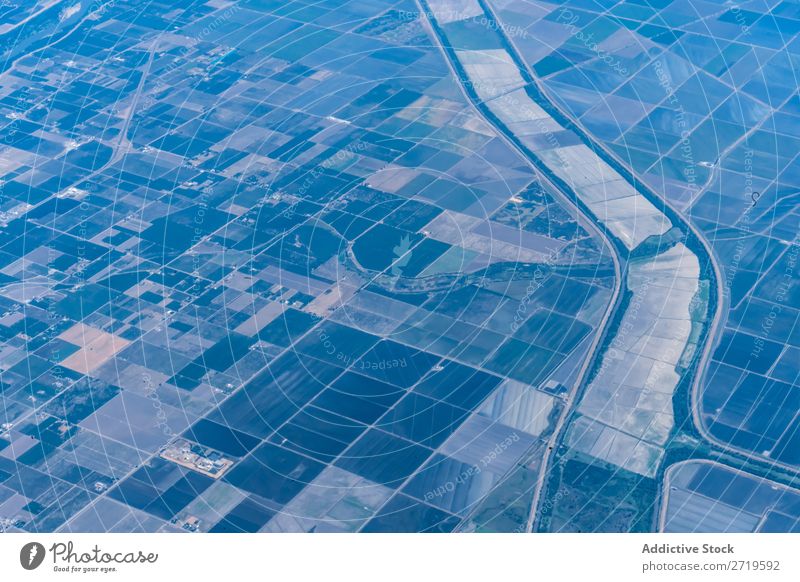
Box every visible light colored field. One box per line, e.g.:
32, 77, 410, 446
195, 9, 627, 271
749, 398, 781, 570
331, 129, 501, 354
458, 49, 527, 100
428, 0, 483, 24
571, 244, 701, 475
478, 379, 556, 438
59, 323, 131, 375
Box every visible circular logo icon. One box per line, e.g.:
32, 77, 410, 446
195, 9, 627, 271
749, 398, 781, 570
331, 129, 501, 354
20, 542, 46, 570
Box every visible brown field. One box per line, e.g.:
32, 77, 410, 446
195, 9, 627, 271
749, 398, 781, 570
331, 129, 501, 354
59, 323, 131, 375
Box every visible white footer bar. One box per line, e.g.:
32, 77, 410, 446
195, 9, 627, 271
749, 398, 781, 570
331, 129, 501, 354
1, 534, 796, 581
